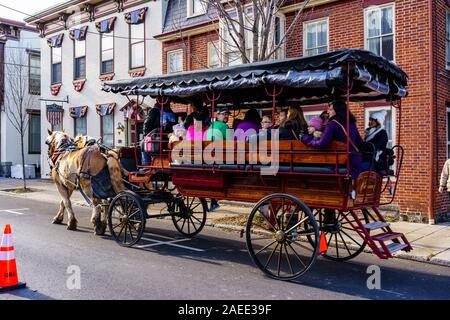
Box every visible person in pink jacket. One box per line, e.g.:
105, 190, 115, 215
186, 113, 208, 141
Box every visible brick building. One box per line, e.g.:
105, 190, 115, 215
155, 0, 450, 223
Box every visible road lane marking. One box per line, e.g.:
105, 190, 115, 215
0, 208, 29, 215
138, 237, 205, 252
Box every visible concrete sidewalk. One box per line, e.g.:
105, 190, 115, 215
1, 177, 449, 267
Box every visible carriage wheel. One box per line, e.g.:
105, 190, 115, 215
108, 191, 147, 247
171, 196, 208, 237
306, 209, 369, 261
246, 194, 319, 281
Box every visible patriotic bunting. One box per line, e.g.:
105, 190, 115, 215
69, 26, 88, 41
121, 101, 143, 121
95, 17, 116, 33
124, 7, 147, 25
96, 103, 116, 116
69, 106, 88, 119
47, 34, 64, 48
46, 104, 64, 127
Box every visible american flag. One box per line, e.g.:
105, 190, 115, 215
46, 104, 64, 127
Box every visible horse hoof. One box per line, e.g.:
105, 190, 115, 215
67, 221, 78, 231
94, 224, 107, 236
52, 218, 63, 225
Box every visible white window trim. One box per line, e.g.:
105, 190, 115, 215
303, 110, 323, 121
364, 106, 397, 148
303, 17, 330, 57
207, 41, 221, 68
187, 0, 207, 18
363, 2, 396, 62
273, 14, 286, 60
446, 10, 450, 70
167, 49, 184, 74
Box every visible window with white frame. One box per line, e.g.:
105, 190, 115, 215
446, 11, 450, 70
29, 53, 40, 95
101, 33, 114, 75
74, 38, 86, 80
208, 41, 220, 68
51, 47, 62, 84
167, 50, 183, 73
28, 113, 41, 154
304, 18, 329, 57
101, 114, 114, 147
365, 4, 394, 61
130, 22, 145, 69
75, 117, 87, 136
187, 0, 206, 17
364, 106, 396, 149
273, 15, 286, 59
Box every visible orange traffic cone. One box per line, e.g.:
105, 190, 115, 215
319, 231, 328, 255
0, 224, 26, 292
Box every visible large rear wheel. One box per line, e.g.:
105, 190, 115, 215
307, 209, 369, 261
246, 194, 319, 281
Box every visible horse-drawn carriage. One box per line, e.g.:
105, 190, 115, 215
101, 49, 412, 280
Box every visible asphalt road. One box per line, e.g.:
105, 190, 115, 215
0, 194, 449, 300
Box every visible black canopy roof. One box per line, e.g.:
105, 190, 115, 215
103, 49, 409, 105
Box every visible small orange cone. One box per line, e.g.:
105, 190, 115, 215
0, 224, 26, 292
319, 231, 328, 255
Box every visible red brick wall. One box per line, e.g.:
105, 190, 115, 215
162, 32, 219, 74
160, 0, 448, 220
434, 0, 450, 219
285, 0, 433, 219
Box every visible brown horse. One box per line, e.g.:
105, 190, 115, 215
46, 130, 125, 235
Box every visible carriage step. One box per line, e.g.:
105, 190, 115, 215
372, 232, 403, 242
361, 221, 390, 230
379, 243, 409, 255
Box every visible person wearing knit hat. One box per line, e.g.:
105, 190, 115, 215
362, 110, 389, 172
307, 116, 325, 140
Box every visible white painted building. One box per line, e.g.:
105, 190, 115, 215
0, 18, 41, 177
25, 0, 164, 178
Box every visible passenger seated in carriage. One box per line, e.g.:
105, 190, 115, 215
361, 110, 391, 174
233, 109, 262, 141
141, 103, 177, 165
301, 99, 363, 181
205, 107, 231, 141
186, 113, 209, 141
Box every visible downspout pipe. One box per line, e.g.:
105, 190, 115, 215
428, 0, 435, 224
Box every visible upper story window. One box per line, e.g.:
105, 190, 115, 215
48, 34, 64, 84
70, 27, 88, 80
304, 18, 329, 57
96, 17, 117, 75
74, 39, 86, 80
365, 4, 394, 61
273, 15, 286, 59
167, 49, 183, 73
188, 0, 207, 17
125, 8, 148, 70
101, 34, 114, 75
28, 53, 40, 95
130, 23, 145, 69
51, 47, 62, 84
446, 10, 450, 70
208, 42, 220, 68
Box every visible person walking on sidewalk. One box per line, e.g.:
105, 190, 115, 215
439, 159, 450, 198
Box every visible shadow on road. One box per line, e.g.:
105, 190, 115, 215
97, 223, 450, 300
